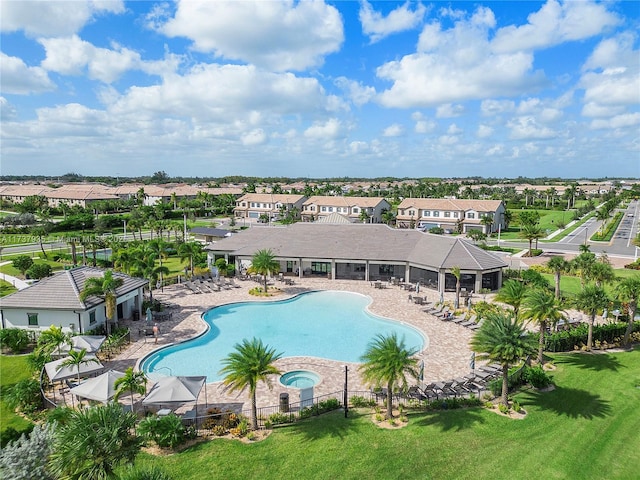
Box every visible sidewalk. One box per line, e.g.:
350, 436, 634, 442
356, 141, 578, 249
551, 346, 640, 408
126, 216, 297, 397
0, 261, 30, 290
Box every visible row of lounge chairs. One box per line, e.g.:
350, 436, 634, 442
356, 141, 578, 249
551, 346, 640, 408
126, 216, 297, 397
423, 304, 482, 331
183, 275, 241, 294
407, 365, 502, 402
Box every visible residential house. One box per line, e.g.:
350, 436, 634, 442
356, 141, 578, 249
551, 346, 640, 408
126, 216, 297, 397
301, 196, 391, 223
233, 193, 306, 221
0, 267, 148, 334
396, 198, 506, 233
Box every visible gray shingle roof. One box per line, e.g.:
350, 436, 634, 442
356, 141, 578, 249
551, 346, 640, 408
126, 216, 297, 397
1, 267, 148, 310
206, 223, 506, 271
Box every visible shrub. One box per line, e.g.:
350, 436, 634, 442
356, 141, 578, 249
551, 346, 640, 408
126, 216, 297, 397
498, 403, 510, 414
0, 424, 53, 480
0, 328, 31, 353
26, 263, 52, 280
211, 425, 227, 436
267, 412, 292, 426
512, 400, 522, 413
118, 465, 172, 480
12, 256, 34, 275
0, 425, 35, 449
137, 414, 186, 449
545, 322, 640, 352
5, 378, 42, 414
350, 395, 375, 408
524, 366, 552, 389
317, 398, 340, 413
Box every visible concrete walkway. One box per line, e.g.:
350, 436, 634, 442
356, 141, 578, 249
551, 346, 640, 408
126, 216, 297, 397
0, 261, 30, 290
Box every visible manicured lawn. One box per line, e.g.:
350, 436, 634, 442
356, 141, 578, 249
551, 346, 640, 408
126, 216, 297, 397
541, 270, 638, 297
0, 355, 35, 433
131, 348, 640, 480
0, 258, 66, 278
500, 209, 572, 240
0, 279, 18, 297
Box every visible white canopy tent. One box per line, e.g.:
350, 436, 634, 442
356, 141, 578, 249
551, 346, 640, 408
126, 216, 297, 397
44, 355, 104, 383
59, 335, 106, 354
69, 369, 125, 403
142, 376, 207, 416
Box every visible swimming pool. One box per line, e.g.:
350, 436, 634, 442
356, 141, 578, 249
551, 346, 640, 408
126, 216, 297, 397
141, 290, 426, 381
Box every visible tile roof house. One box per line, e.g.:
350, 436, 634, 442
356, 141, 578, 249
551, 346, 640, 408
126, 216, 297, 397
301, 196, 391, 223
233, 194, 306, 221
396, 198, 506, 234
206, 223, 506, 293
1, 267, 148, 334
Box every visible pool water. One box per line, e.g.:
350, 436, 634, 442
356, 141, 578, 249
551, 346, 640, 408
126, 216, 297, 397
280, 370, 321, 388
141, 291, 426, 381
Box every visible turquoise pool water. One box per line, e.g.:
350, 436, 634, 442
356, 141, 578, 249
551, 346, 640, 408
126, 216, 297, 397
141, 290, 426, 381
280, 370, 321, 388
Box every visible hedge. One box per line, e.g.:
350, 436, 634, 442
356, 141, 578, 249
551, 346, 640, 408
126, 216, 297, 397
544, 321, 640, 352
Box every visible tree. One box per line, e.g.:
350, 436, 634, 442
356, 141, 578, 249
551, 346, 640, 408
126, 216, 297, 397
575, 285, 609, 351
251, 249, 280, 293
57, 348, 100, 384
219, 338, 283, 431
451, 266, 461, 309
49, 403, 143, 480
359, 333, 419, 420
521, 289, 565, 364
79, 270, 125, 336
480, 214, 494, 233
37, 324, 71, 357
572, 251, 597, 288
546, 256, 570, 299
520, 223, 543, 256
470, 311, 536, 407
178, 242, 203, 277
26, 263, 52, 280
12, 255, 34, 275
467, 230, 487, 243
114, 367, 147, 413
615, 275, 640, 346
494, 280, 527, 317
587, 261, 616, 288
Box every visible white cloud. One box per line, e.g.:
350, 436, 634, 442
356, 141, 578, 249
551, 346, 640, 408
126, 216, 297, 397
485, 144, 504, 156
376, 6, 545, 108
481, 99, 515, 116
304, 118, 342, 139
436, 103, 464, 118
0, 97, 17, 120
492, 0, 620, 53
359, 0, 427, 43
349, 141, 369, 154
477, 125, 493, 138
39, 35, 179, 84
241, 129, 267, 146
447, 123, 463, 135
334, 77, 376, 107
383, 124, 404, 137
415, 119, 436, 133
0, 53, 55, 94
507, 116, 557, 140
590, 113, 640, 130
0, 0, 124, 37
439, 135, 459, 145
159, 0, 343, 71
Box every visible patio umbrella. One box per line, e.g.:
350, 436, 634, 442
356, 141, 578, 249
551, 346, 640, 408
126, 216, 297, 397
142, 376, 207, 411
69, 369, 125, 403
439, 291, 444, 304
44, 355, 104, 382
59, 335, 106, 355
146, 307, 153, 323
418, 360, 424, 383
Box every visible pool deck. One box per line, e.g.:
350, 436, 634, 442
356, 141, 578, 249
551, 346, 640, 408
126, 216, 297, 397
105, 278, 478, 415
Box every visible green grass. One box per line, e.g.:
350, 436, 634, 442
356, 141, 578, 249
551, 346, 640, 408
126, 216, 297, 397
500, 209, 572, 240
0, 279, 18, 297
0, 355, 35, 433
540, 269, 638, 297
130, 347, 640, 480
0, 258, 66, 278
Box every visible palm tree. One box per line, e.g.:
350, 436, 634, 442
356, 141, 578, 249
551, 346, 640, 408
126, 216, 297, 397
587, 261, 616, 288
615, 275, 640, 346
114, 367, 147, 412
49, 403, 143, 480
219, 337, 283, 431
451, 266, 461, 309
495, 280, 527, 317
37, 324, 71, 357
575, 285, 609, 351
178, 241, 203, 277
521, 289, 565, 364
470, 311, 536, 407
571, 251, 596, 288
520, 224, 543, 256
546, 256, 570, 299
79, 270, 125, 336
251, 249, 280, 293
57, 348, 100, 384
595, 208, 610, 235
359, 333, 419, 420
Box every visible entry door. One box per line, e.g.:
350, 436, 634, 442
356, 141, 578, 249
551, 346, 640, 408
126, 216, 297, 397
117, 303, 124, 320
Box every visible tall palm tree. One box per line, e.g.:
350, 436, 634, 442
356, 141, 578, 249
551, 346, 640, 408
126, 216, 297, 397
571, 251, 596, 288
495, 280, 527, 317
49, 403, 143, 480
615, 275, 640, 346
178, 241, 203, 277
470, 311, 536, 407
114, 367, 147, 412
251, 249, 280, 293
575, 285, 609, 351
79, 270, 125, 336
547, 256, 570, 299
359, 333, 419, 420
587, 261, 616, 288
451, 266, 461, 309
520, 224, 543, 256
57, 348, 100, 384
521, 289, 565, 364
219, 338, 283, 431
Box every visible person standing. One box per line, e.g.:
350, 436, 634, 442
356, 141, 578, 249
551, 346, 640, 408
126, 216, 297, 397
153, 323, 159, 344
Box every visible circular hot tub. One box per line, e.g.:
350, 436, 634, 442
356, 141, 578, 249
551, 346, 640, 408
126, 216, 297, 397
279, 370, 321, 388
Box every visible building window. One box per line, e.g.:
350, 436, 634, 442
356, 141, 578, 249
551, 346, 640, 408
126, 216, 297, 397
433, 211, 440, 217
311, 262, 331, 274
423, 210, 430, 217
321, 206, 327, 212
444, 211, 451, 217
408, 210, 415, 216
328, 207, 334, 212
27, 313, 38, 326
353, 207, 359, 213
467, 212, 475, 219
453, 212, 459, 218
89, 311, 96, 325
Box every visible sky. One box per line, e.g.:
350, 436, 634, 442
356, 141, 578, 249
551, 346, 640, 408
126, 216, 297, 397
1, 0, 639, 179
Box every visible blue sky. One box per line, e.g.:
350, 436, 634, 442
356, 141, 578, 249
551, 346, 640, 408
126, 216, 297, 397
1, 0, 638, 179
